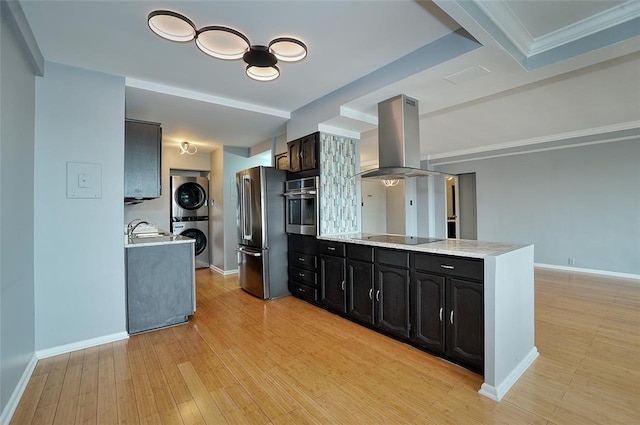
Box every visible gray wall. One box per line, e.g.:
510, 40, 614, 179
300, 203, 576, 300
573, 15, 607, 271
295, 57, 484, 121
34, 62, 127, 350
209, 147, 270, 273
0, 3, 37, 417
432, 139, 640, 275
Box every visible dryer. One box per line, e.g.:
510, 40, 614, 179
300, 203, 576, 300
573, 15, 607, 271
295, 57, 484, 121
171, 176, 209, 220
172, 218, 209, 268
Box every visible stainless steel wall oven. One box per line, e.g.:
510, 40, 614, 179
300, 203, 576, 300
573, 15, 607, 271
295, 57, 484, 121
284, 176, 318, 235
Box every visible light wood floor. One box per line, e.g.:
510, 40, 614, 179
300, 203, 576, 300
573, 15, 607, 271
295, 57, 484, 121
11, 268, 640, 424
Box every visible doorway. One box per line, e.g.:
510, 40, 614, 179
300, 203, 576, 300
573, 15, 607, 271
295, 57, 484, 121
445, 173, 477, 240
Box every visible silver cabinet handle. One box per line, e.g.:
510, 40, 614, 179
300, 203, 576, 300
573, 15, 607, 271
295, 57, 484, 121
327, 246, 336, 251
341, 281, 345, 291
298, 287, 306, 293
235, 248, 261, 257
298, 257, 305, 262
369, 289, 373, 299
376, 290, 380, 302
450, 311, 454, 325
440, 264, 455, 270
299, 273, 305, 277
439, 308, 443, 322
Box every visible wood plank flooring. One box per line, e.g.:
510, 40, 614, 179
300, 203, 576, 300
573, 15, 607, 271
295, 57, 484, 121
11, 268, 640, 424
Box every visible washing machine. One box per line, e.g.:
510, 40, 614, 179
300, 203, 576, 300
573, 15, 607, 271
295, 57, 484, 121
172, 218, 209, 269
171, 176, 209, 220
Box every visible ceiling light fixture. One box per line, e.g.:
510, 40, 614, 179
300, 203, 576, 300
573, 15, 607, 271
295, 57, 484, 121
148, 10, 307, 82
382, 179, 400, 187
179, 141, 197, 155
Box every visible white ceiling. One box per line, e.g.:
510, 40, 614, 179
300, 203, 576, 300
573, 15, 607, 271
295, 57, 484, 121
20, 0, 640, 160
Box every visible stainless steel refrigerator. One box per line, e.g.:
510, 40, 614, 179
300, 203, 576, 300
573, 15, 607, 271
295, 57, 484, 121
236, 166, 289, 299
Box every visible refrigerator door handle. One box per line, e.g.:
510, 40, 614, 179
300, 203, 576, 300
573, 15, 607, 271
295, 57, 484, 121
241, 175, 253, 241
236, 247, 262, 257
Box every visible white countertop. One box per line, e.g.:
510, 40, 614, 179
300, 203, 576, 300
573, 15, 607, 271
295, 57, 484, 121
125, 233, 195, 248
317, 233, 528, 259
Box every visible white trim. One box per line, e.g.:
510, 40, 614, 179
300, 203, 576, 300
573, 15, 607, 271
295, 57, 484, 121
529, 0, 640, 56
479, 347, 539, 401
125, 78, 291, 119
535, 263, 640, 281
35, 331, 129, 360
209, 265, 238, 276
429, 136, 636, 166
427, 121, 640, 162
0, 354, 38, 425
475, 0, 640, 57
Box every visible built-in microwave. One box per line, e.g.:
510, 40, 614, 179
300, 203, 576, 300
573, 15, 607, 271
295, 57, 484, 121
284, 177, 318, 235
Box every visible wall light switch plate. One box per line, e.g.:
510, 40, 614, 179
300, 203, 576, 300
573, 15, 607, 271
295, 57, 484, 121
67, 162, 102, 199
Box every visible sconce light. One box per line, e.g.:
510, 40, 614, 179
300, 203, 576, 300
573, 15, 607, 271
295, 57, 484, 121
179, 141, 197, 155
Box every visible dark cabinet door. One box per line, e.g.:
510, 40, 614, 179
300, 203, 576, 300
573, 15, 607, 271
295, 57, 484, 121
320, 255, 346, 313
124, 120, 161, 199
287, 140, 301, 172
275, 152, 289, 171
346, 259, 374, 325
300, 134, 317, 170
375, 264, 411, 339
448, 278, 484, 370
412, 272, 446, 353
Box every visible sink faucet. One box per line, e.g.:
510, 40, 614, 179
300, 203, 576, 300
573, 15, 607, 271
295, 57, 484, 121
127, 219, 149, 237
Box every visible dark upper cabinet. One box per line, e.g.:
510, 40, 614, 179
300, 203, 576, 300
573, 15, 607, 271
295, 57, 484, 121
287, 132, 318, 173
124, 119, 161, 201
274, 152, 289, 171
287, 141, 301, 172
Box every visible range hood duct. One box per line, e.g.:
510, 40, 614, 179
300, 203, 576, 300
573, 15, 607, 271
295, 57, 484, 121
356, 94, 449, 180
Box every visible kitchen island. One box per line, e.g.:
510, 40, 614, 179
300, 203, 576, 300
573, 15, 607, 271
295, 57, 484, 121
316, 233, 538, 401
125, 232, 196, 334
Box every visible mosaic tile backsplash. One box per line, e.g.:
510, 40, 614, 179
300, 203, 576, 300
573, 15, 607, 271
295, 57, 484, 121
319, 133, 359, 235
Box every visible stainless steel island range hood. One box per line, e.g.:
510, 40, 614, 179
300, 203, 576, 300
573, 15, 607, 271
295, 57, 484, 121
356, 94, 449, 180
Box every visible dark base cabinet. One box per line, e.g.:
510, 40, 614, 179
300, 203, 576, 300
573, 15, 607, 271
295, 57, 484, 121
413, 272, 446, 353
448, 278, 484, 370
375, 263, 411, 339
290, 240, 485, 375
319, 241, 347, 313
347, 259, 374, 324
288, 235, 318, 302
412, 253, 484, 373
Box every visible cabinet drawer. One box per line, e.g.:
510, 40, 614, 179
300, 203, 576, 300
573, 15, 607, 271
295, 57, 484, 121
289, 281, 318, 302
413, 253, 483, 282
288, 234, 317, 255
318, 241, 345, 257
289, 266, 317, 287
376, 248, 409, 268
288, 252, 316, 271
347, 244, 373, 263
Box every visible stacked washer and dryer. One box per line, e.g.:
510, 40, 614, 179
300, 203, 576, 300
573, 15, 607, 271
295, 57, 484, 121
171, 176, 210, 268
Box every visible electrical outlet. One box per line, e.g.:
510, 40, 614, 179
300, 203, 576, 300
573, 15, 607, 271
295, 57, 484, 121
568, 258, 576, 266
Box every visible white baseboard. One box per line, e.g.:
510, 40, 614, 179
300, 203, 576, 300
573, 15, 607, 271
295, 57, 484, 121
535, 263, 640, 281
479, 347, 539, 401
0, 354, 38, 425
209, 265, 238, 276
35, 331, 129, 360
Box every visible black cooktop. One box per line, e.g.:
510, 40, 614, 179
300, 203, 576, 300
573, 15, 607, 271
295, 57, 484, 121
361, 235, 443, 245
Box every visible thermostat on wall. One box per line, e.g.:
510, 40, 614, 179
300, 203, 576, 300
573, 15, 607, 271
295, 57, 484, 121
66, 161, 102, 199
